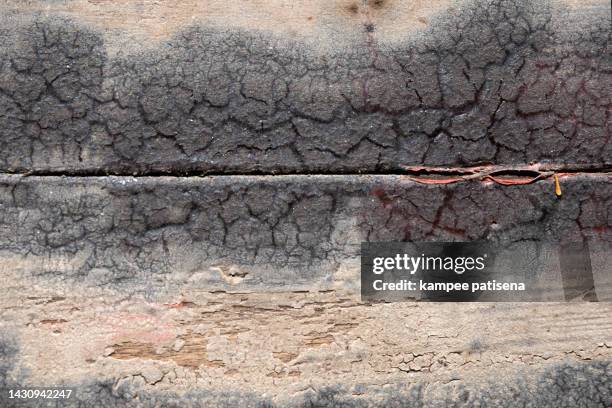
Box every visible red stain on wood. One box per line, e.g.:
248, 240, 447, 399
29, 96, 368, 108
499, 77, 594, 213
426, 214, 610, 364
483, 175, 541, 186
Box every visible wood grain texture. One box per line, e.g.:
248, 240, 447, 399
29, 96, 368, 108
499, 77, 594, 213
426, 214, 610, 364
2, 293, 611, 401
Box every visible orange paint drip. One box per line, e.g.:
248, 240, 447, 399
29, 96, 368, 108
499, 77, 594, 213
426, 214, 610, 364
554, 174, 562, 197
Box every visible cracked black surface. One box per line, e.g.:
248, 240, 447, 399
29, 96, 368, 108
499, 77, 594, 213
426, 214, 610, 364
0, 175, 609, 295
0, 0, 610, 175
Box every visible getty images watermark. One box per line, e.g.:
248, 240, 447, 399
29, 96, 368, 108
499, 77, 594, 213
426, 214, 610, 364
361, 242, 602, 302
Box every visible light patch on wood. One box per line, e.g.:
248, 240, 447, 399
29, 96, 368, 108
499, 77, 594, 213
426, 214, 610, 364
7, 292, 612, 393
212, 265, 249, 285
4, 0, 456, 47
